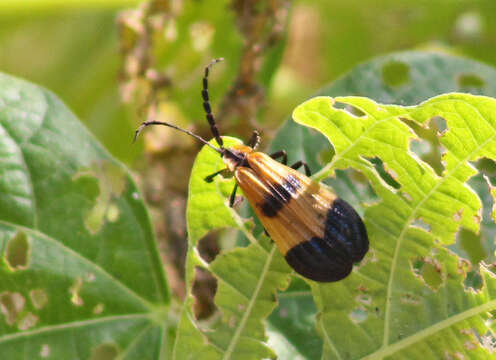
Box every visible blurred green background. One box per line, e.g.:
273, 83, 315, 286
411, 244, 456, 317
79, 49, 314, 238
2, 0, 495, 165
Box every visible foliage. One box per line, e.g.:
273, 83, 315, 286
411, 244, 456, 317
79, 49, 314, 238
0, 73, 169, 358
3, 51, 496, 359
176, 89, 496, 359
3, 1, 496, 359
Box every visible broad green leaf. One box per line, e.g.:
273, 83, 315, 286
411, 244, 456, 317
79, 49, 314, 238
268, 51, 496, 359
0, 73, 169, 358
293, 93, 496, 359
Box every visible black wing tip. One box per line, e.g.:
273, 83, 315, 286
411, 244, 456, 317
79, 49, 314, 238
328, 198, 369, 263
285, 237, 354, 283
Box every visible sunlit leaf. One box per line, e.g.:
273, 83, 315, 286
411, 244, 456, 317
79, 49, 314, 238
292, 93, 496, 359
175, 137, 292, 360
268, 51, 496, 359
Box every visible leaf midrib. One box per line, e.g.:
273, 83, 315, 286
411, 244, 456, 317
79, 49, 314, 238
222, 245, 277, 360
0, 219, 154, 310
0, 313, 152, 345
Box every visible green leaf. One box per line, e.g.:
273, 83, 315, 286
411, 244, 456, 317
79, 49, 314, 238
268, 51, 496, 359
0, 73, 169, 358
293, 93, 496, 359
178, 52, 496, 360
174, 137, 292, 360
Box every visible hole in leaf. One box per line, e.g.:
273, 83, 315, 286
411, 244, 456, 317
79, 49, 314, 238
90, 343, 120, 360
192, 266, 218, 320
455, 228, 487, 266
410, 138, 432, 157
458, 73, 486, 93
480, 330, 496, 353
411, 257, 444, 291
18, 312, 38, 330
381, 61, 410, 87
197, 232, 221, 263
362, 156, 401, 189
0, 292, 25, 325
433, 116, 447, 133
349, 307, 368, 324
400, 115, 447, 176
464, 270, 483, 292
30, 289, 48, 310
69, 278, 84, 307
355, 294, 372, 306
332, 101, 366, 117
411, 218, 431, 232
73, 160, 127, 235
40, 344, 50, 358
5, 231, 30, 271
409, 117, 446, 176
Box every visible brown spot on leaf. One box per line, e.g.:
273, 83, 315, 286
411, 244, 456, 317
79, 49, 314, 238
18, 312, 38, 330
30, 289, 48, 309
453, 209, 464, 222
400, 293, 422, 305
356, 294, 372, 306
357, 285, 369, 292
0, 292, 25, 325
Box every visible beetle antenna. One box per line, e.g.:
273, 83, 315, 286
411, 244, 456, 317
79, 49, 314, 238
133, 120, 222, 154
202, 58, 224, 149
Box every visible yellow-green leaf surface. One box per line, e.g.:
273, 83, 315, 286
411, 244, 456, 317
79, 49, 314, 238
175, 137, 292, 360
0, 73, 169, 358
293, 94, 496, 359
267, 52, 496, 360
181, 93, 496, 360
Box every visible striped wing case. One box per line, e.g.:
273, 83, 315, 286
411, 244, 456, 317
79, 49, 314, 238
235, 152, 368, 282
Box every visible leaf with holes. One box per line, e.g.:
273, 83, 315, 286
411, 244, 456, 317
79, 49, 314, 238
292, 93, 496, 359
267, 52, 496, 358
178, 92, 496, 359
0, 73, 170, 358
174, 137, 292, 360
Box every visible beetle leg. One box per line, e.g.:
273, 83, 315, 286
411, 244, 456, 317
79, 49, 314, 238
291, 160, 311, 176
229, 183, 239, 207
248, 130, 261, 149
270, 150, 287, 165
204, 168, 226, 183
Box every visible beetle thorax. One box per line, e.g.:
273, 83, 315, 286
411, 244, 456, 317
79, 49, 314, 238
222, 144, 253, 171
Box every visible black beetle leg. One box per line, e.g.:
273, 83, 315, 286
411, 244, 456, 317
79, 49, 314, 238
270, 150, 287, 165
291, 160, 311, 176
204, 168, 227, 183
229, 183, 239, 208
